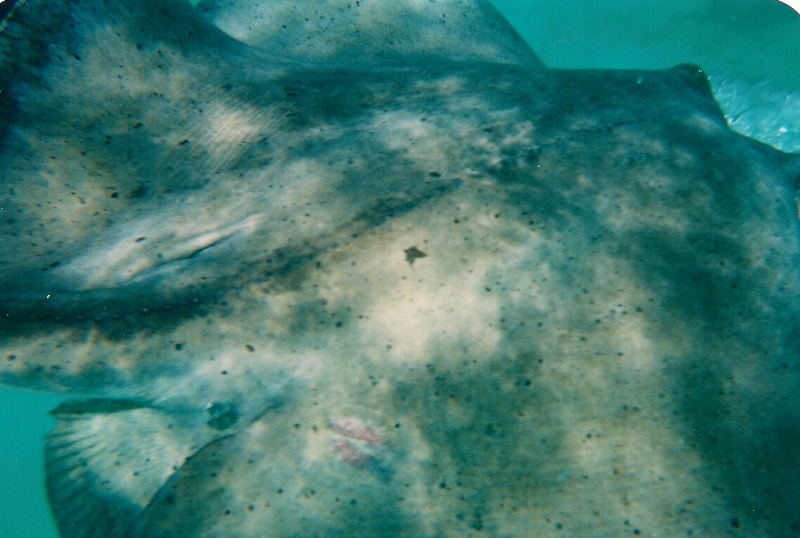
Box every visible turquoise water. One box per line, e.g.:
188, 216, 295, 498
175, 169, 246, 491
0, 1, 797, 536
0, 391, 60, 537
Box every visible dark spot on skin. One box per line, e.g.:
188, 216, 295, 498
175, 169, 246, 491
205, 402, 238, 430
429, 171, 441, 177
731, 517, 741, 529
174, 343, 183, 351
404, 246, 427, 265
130, 185, 147, 198
178, 139, 189, 145
245, 344, 255, 352
109, 192, 118, 198
6, 354, 16, 361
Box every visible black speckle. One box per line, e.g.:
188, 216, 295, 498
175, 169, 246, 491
429, 171, 441, 177
404, 246, 427, 265
731, 517, 740, 529
174, 343, 183, 351
109, 192, 118, 199
245, 344, 255, 352
6, 354, 16, 361
178, 139, 189, 145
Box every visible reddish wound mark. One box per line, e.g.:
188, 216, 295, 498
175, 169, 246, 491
330, 417, 385, 447
333, 439, 375, 469
328, 417, 387, 470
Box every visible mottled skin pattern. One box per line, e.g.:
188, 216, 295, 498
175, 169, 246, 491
1, 0, 800, 537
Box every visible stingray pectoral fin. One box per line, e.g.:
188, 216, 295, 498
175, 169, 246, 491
0, 0, 250, 294
196, 0, 543, 67
46, 401, 215, 538
130, 414, 421, 538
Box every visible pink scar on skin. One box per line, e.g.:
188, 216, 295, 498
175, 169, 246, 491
328, 417, 386, 469
332, 439, 376, 469
329, 417, 385, 447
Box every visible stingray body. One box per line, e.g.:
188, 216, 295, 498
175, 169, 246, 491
1, 1, 800, 536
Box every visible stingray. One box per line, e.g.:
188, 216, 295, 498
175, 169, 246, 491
1, 0, 800, 536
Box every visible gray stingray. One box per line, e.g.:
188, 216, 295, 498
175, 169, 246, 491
2, 0, 800, 536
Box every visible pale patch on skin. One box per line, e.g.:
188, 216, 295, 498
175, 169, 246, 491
358, 252, 502, 364
194, 100, 282, 165
56, 214, 265, 289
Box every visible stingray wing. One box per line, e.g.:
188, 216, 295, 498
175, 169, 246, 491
3, 1, 800, 537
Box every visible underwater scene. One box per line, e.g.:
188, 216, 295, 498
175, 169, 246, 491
0, 0, 798, 536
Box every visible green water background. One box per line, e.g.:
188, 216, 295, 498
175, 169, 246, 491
0, 1, 797, 536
